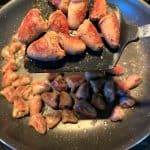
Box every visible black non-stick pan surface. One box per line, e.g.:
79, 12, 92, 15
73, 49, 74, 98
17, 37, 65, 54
0, 0, 150, 150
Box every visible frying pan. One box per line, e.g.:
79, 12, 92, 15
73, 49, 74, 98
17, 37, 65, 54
0, 0, 150, 150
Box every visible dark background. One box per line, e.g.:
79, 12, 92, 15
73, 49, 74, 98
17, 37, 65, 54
0, 0, 150, 150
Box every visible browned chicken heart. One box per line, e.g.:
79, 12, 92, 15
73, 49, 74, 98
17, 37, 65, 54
98, 12, 120, 48
77, 19, 103, 51
68, 0, 88, 29
59, 33, 86, 55
26, 31, 65, 61
49, 0, 70, 13
18, 8, 48, 44
48, 10, 69, 34
90, 0, 107, 21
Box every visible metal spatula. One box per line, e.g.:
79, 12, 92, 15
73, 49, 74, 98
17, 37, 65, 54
25, 4, 150, 73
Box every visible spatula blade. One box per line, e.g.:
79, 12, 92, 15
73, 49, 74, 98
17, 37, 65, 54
24, 4, 138, 73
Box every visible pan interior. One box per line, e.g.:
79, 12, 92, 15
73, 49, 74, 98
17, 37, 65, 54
0, 0, 150, 150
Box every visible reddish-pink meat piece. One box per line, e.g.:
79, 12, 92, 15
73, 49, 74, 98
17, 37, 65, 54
27, 31, 65, 61
50, 0, 70, 13
18, 8, 48, 44
28, 113, 47, 134
125, 75, 143, 90
48, 10, 69, 34
68, 0, 89, 29
90, 0, 107, 21
98, 12, 120, 48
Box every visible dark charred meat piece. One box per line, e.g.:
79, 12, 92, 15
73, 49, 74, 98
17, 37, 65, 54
49, 0, 70, 13
0, 86, 17, 103
98, 12, 120, 49
74, 100, 97, 118
28, 95, 42, 115
62, 109, 78, 123
119, 96, 135, 108
65, 74, 85, 91
12, 74, 32, 87
116, 86, 128, 98
85, 72, 99, 81
2, 70, 18, 87
41, 91, 59, 109
59, 33, 86, 55
59, 91, 72, 109
45, 111, 62, 129
68, 0, 88, 29
90, 78, 106, 93
27, 31, 65, 61
125, 75, 143, 90
51, 75, 68, 92
28, 113, 47, 134
12, 97, 29, 118
107, 65, 125, 76
103, 79, 115, 104
89, 0, 107, 21
48, 73, 60, 81
110, 106, 124, 122
76, 82, 90, 100
18, 8, 48, 44
78, 19, 103, 51
32, 81, 50, 95
91, 93, 106, 110
48, 10, 69, 34
84, 71, 106, 81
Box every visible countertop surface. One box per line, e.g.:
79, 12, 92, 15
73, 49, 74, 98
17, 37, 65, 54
0, 0, 150, 150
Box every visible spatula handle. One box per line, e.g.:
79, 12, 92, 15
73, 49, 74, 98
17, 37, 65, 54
138, 24, 150, 38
